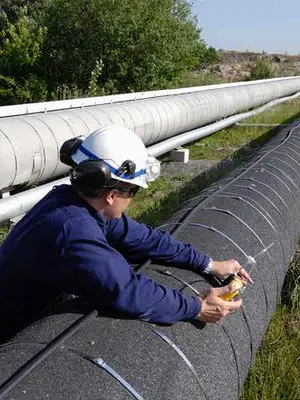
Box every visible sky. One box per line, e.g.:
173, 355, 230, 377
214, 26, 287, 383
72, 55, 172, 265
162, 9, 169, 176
191, 0, 300, 55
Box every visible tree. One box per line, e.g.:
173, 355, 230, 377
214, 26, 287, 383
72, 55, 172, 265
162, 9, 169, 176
0, 6, 47, 103
0, 0, 43, 37
0, 0, 219, 104
41, 0, 209, 94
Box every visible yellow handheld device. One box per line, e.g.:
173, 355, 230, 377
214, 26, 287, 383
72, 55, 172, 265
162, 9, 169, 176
218, 275, 245, 301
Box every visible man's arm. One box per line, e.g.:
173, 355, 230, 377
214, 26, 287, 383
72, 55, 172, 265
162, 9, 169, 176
43, 217, 242, 325
48, 218, 201, 324
107, 215, 253, 283
107, 214, 210, 272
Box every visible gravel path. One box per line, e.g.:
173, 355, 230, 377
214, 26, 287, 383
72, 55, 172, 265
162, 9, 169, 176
160, 159, 220, 179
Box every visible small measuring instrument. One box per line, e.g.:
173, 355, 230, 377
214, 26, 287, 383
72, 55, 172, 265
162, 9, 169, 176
218, 242, 274, 301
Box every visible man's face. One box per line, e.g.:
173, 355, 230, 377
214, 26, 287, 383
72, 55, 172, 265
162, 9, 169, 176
104, 186, 139, 219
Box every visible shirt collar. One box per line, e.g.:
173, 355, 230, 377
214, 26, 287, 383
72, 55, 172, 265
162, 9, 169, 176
56, 184, 107, 226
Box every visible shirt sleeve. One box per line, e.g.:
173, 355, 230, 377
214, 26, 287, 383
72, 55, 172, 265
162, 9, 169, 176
107, 214, 210, 272
52, 218, 201, 324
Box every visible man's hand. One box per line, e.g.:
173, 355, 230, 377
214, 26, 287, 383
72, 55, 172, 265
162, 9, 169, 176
196, 286, 242, 323
210, 259, 253, 284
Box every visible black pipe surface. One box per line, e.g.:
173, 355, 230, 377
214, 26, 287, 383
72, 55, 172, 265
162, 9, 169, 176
1, 122, 300, 400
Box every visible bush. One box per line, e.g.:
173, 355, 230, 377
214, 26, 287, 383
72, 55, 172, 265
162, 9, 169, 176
249, 57, 276, 80
0, 74, 47, 105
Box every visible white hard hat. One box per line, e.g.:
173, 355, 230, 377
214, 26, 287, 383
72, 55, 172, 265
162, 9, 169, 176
71, 125, 160, 188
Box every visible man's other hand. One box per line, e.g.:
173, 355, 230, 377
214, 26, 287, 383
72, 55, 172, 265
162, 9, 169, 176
196, 286, 242, 323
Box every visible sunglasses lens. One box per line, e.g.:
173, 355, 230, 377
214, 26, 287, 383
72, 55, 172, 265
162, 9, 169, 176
116, 186, 139, 196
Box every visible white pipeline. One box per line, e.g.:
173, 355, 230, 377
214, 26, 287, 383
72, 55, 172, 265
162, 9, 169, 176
1, 77, 300, 193
1, 90, 299, 223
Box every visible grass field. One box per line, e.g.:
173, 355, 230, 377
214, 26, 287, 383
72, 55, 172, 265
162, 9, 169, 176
1, 97, 300, 398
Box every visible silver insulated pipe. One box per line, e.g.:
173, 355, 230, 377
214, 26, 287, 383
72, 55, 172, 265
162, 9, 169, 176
1, 76, 300, 194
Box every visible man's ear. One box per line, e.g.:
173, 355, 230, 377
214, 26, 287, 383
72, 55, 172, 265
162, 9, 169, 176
104, 190, 117, 206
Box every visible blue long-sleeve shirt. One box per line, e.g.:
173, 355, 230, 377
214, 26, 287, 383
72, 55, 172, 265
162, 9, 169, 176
0, 185, 210, 339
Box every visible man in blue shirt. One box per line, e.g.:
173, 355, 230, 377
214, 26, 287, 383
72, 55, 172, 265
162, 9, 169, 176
0, 125, 251, 343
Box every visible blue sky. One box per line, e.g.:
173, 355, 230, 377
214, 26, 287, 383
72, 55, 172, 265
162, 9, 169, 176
191, 0, 300, 55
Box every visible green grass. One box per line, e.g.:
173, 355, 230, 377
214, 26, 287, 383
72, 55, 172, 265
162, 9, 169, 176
128, 166, 226, 226
1, 97, 300, 397
241, 255, 300, 400
0, 224, 9, 245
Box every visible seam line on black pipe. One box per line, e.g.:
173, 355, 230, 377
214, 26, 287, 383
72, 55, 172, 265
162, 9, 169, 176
148, 326, 210, 400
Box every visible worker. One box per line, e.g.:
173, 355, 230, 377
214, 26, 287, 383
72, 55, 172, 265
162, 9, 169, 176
0, 125, 252, 343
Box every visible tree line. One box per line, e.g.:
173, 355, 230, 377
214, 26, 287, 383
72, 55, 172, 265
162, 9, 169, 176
0, 0, 220, 106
